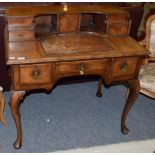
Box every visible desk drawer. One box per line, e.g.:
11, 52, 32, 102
8, 16, 34, 27
106, 14, 130, 36
9, 30, 35, 41
108, 57, 140, 80
106, 22, 130, 36
57, 14, 80, 33
20, 64, 52, 85
56, 59, 108, 76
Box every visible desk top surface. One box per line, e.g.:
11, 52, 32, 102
6, 32, 148, 65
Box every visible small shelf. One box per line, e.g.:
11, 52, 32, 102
35, 13, 106, 39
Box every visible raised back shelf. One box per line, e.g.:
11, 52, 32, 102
6, 5, 131, 42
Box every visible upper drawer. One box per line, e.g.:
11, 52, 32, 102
106, 22, 130, 36
8, 16, 34, 27
57, 13, 80, 33
106, 14, 129, 23
106, 14, 130, 36
9, 30, 35, 41
20, 63, 53, 85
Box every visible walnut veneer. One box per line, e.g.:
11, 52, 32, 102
5, 4, 149, 149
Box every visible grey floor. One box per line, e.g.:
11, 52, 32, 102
0, 81, 155, 152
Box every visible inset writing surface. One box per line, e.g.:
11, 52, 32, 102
41, 32, 114, 55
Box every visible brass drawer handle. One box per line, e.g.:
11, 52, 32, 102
120, 61, 128, 72
79, 64, 85, 75
19, 33, 24, 38
31, 69, 41, 79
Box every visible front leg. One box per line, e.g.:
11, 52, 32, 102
121, 79, 140, 134
0, 88, 7, 127
10, 90, 25, 149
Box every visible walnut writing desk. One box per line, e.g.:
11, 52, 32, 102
5, 5, 149, 149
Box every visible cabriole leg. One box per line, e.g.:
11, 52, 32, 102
96, 78, 103, 97
121, 79, 140, 134
10, 90, 25, 149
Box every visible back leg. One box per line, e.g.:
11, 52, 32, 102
96, 78, 103, 97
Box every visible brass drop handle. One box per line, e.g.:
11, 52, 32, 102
31, 69, 41, 79
79, 64, 85, 75
120, 61, 128, 72
18, 33, 24, 38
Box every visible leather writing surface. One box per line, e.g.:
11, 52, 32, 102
41, 32, 113, 55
